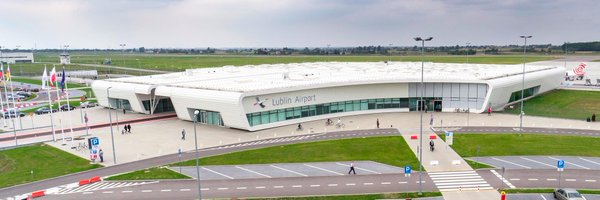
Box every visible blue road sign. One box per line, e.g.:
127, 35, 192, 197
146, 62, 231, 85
405, 166, 412, 174
178, 148, 182, 157
90, 137, 99, 146
557, 160, 565, 169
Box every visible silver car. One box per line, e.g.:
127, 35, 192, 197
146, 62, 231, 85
554, 188, 584, 200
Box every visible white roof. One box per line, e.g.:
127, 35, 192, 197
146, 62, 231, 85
106, 62, 560, 92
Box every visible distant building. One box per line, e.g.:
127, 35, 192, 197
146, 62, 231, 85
59, 53, 71, 65
0, 52, 34, 64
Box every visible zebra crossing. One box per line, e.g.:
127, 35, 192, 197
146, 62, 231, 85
202, 134, 317, 151
51, 181, 157, 195
428, 171, 493, 192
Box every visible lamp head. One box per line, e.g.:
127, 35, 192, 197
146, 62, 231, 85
424, 37, 433, 41
194, 110, 200, 115
520, 35, 532, 38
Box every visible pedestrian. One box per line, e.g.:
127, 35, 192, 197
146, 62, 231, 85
124, 125, 128, 133
593, 114, 596, 122
424, 104, 428, 113
99, 149, 104, 163
376, 118, 380, 129
429, 140, 435, 151
127, 124, 131, 133
348, 161, 356, 175
123, 109, 126, 115
488, 107, 492, 116
181, 129, 186, 140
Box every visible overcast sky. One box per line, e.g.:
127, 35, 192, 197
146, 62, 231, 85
1, 0, 598, 49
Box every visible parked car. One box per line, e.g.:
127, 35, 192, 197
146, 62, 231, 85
554, 188, 584, 200
6, 94, 25, 100
35, 107, 57, 115
60, 104, 76, 111
1, 110, 25, 119
80, 101, 97, 108
16, 91, 31, 98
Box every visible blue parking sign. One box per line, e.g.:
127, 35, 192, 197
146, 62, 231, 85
405, 166, 412, 174
557, 160, 565, 169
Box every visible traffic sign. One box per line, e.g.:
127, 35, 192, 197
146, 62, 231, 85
445, 131, 454, 145
405, 166, 412, 174
557, 160, 565, 171
178, 148, 182, 157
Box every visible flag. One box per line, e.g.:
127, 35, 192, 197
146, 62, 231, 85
50, 67, 56, 87
5, 66, 10, 81
0, 63, 4, 82
60, 68, 66, 92
42, 66, 48, 89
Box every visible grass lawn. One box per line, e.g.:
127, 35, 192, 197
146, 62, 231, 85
174, 136, 419, 169
105, 167, 190, 181
248, 192, 442, 200
0, 144, 102, 188
450, 133, 600, 157
503, 89, 600, 120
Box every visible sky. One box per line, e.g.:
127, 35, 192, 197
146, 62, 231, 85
0, 0, 598, 49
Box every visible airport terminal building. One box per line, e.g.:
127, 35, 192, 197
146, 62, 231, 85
91, 62, 564, 131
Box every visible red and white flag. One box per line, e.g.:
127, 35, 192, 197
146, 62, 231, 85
50, 67, 56, 87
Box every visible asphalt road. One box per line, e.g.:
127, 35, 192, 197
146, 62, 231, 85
444, 126, 600, 137
0, 128, 400, 198
470, 156, 600, 170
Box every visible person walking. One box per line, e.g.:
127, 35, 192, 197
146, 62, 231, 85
99, 149, 104, 163
123, 109, 126, 115
488, 107, 492, 116
124, 125, 128, 133
127, 124, 131, 133
429, 140, 435, 152
424, 104, 428, 113
376, 118, 380, 129
181, 129, 186, 140
593, 114, 596, 122
348, 161, 356, 175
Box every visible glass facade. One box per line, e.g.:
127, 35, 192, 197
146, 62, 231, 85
509, 86, 540, 102
247, 98, 409, 127
109, 98, 132, 111
196, 110, 224, 126
142, 99, 175, 113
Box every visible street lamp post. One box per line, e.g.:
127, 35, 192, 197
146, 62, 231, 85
119, 44, 126, 67
564, 42, 568, 69
193, 110, 202, 199
107, 87, 117, 164
414, 36, 433, 196
519, 36, 532, 133
465, 42, 471, 64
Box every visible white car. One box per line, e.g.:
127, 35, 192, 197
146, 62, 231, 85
554, 188, 584, 200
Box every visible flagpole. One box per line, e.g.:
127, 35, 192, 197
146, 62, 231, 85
8, 64, 18, 146
43, 65, 56, 142
2, 67, 10, 129
62, 67, 74, 147
54, 65, 65, 145
0, 63, 6, 127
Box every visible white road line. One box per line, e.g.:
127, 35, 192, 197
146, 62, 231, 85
548, 157, 591, 169
102, 191, 114, 194
328, 184, 338, 187
310, 184, 320, 187
566, 179, 576, 182
180, 189, 191, 192
490, 170, 516, 189
585, 180, 597, 182
273, 186, 284, 189
579, 157, 600, 166
363, 183, 374, 185
381, 182, 391, 185
491, 157, 532, 169
292, 185, 302, 188
236, 166, 272, 178
270, 165, 308, 177
202, 167, 235, 179
346, 183, 356, 186
528, 178, 538, 181
200, 188, 209, 191
160, 189, 171, 192
217, 188, 228, 190
141, 190, 152, 193
335, 163, 381, 174
83, 192, 94, 194
122, 191, 132, 193
510, 178, 520, 181
546, 179, 557, 181
519, 157, 555, 168
255, 186, 266, 189
303, 164, 344, 175
540, 194, 547, 200
236, 187, 247, 190
398, 182, 407, 184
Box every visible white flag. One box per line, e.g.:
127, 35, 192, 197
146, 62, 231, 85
42, 66, 48, 89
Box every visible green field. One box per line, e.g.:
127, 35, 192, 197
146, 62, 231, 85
174, 136, 419, 168
10, 76, 95, 99
450, 133, 600, 157
0, 144, 102, 188
105, 167, 190, 181
503, 89, 600, 120
248, 192, 442, 200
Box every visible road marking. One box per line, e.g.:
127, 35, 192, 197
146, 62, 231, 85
83, 192, 94, 194
292, 185, 302, 188
519, 157, 555, 168
363, 183, 374, 185
270, 165, 308, 177
310, 184, 320, 187
202, 167, 235, 179
540, 194, 547, 200
141, 190, 152, 193
273, 186, 284, 189
160, 189, 171, 192
585, 180, 597, 182
200, 188, 209, 191
122, 191, 132, 193
335, 162, 381, 174
236, 187, 247, 190
398, 182, 407, 184
546, 179, 557, 181
491, 157, 532, 169
528, 178, 538, 181
346, 183, 356, 186
548, 157, 591, 169
489, 170, 516, 189
180, 189, 191, 192
566, 179, 576, 182
217, 187, 228, 190
510, 178, 520, 181
579, 157, 600, 166
328, 184, 338, 187
236, 166, 272, 178
381, 182, 391, 185
304, 164, 344, 175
